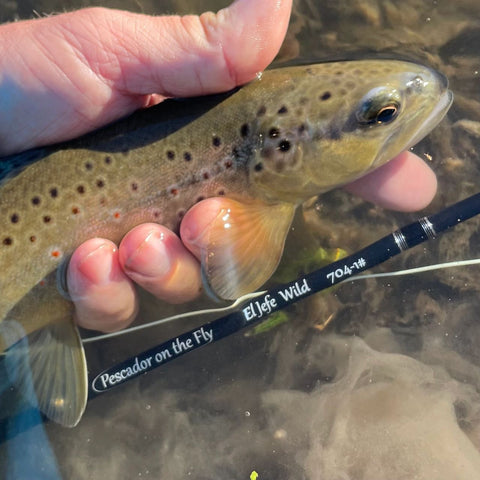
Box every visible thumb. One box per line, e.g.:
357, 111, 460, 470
0, 0, 292, 155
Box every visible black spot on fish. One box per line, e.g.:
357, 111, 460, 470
31, 196, 41, 206
278, 140, 291, 152
85, 162, 93, 171
218, 190, 225, 196
170, 188, 178, 196
3, 237, 12, 245
224, 160, 233, 169
43, 215, 51, 224
320, 91, 331, 101
203, 172, 210, 180
104, 156, 112, 165
269, 127, 280, 138
240, 124, 250, 137
76, 185, 85, 194
212, 136, 221, 147
96, 179, 105, 188
254, 163, 263, 172
49, 187, 58, 198
183, 152, 192, 162
257, 106, 266, 117
196, 196, 205, 202
131, 182, 138, 191
298, 124, 307, 134
166, 150, 175, 160
177, 210, 185, 219
278, 105, 288, 114
10, 213, 19, 223
30, 236, 36, 243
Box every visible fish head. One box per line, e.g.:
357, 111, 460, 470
249, 60, 453, 203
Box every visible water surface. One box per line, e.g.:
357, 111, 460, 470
1, 1, 480, 478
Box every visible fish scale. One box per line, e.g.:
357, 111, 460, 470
0, 60, 453, 426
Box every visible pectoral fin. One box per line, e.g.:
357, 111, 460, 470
199, 199, 295, 300
1, 278, 87, 427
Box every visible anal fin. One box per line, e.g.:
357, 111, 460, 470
199, 199, 295, 300
1, 276, 87, 427
28, 319, 87, 427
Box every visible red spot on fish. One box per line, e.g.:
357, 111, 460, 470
114, 212, 121, 219
51, 250, 61, 258
170, 188, 178, 196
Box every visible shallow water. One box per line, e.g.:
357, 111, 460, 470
2, 1, 480, 479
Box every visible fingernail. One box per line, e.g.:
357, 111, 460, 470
123, 230, 172, 277
75, 242, 114, 286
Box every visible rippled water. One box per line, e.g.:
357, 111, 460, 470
2, 1, 480, 478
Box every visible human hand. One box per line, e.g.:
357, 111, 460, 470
0, 0, 436, 333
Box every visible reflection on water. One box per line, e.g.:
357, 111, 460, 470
1, 0, 480, 478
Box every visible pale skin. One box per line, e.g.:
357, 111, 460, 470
0, 0, 437, 332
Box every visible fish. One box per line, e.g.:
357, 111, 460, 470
0, 60, 453, 427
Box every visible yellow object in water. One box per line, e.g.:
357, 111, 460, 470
0, 60, 452, 426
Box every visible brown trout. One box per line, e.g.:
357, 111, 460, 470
0, 60, 452, 426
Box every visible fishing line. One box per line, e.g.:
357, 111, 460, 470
88, 192, 480, 397
355, 257, 480, 280
82, 290, 267, 344
83, 257, 480, 344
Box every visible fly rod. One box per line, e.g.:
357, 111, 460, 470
89, 192, 480, 397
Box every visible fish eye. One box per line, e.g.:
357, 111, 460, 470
356, 87, 402, 126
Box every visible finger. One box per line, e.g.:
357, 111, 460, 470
117, 0, 293, 95
118, 224, 202, 304
67, 239, 138, 332
344, 151, 438, 211
180, 198, 227, 260
0, 0, 292, 155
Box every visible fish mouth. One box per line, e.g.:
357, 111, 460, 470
407, 88, 454, 148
